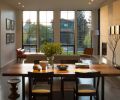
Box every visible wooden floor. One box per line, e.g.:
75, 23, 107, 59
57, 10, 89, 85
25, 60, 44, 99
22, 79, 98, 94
1, 66, 120, 100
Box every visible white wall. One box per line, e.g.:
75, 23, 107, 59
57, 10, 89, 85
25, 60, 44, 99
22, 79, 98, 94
100, 0, 120, 65
0, 2, 16, 68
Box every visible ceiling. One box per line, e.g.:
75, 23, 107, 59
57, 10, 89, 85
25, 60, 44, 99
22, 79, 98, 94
3, 0, 107, 10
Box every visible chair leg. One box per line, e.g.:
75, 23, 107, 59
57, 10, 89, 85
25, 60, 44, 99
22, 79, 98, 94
76, 95, 78, 100
49, 93, 52, 100
61, 77, 64, 98
90, 96, 92, 100
96, 93, 99, 100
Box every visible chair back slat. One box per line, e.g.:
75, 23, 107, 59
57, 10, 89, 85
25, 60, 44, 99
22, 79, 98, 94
28, 72, 53, 100
28, 72, 53, 83
75, 71, 101, 97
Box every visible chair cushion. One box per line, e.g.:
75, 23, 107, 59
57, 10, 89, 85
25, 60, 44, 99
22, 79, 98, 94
77, 84, 96, 93
32, 83, 50, 93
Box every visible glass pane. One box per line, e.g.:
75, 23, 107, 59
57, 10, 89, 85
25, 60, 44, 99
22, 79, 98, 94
23, 11, 37, 22
47, 11, 53, 22
39, 11, 47, 22
60, 11, 75, 55
77, 11, 92, 54
39, 11, 54, 45
62, 46, 74, 55
67, 46, 74, 55
39, 11, 53, 23
61, 33, 74, 45
61, 11, 68, 19
23, 11, 37, 52
23, 45, 37, 52
68, 11, 75, 20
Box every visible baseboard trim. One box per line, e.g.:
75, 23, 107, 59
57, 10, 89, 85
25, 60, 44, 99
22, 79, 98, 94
1, 58, 16, 68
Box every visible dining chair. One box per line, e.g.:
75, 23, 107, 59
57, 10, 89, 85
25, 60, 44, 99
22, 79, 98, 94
80, 48, 93, 58
61, 75, 76, 98
28, 72, 53, 100
74, 71, 100, 100
16, 48, 26, 62
60, 60, 77, 98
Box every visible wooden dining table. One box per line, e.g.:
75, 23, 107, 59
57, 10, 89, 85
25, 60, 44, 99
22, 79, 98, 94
2, 63, 120, 100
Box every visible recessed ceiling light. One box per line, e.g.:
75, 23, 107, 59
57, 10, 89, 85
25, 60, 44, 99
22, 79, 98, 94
22, 5, 24, 8
88, 1, 91, 5
18, 2, 21, 5
91, 0, 94, 2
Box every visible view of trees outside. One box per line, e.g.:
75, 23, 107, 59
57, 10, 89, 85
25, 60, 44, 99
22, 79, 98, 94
39, 11, 54, 45
23, 11, 54, 52
23, 11, 37, 52
60, 11, 75, 55
22, 11, 92, 54
77, 11, 92, 54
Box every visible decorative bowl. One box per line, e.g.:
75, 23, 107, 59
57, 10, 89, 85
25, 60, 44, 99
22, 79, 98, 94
57, 64, 68, 70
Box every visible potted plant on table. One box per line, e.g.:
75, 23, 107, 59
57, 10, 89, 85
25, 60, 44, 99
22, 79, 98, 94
40, 42, 63, 67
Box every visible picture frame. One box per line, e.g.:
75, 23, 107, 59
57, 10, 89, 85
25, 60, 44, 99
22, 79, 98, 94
6, 33, 10, 44
6, 19, 11, 30
115, 25, 120, 34
11, 20, 15, 30
110, 26, 115, 35
10, 33, 14, 43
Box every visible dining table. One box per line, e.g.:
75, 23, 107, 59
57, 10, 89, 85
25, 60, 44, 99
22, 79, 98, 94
2, 63, 120, 100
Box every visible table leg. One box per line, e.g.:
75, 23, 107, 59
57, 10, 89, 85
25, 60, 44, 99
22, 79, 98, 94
101, 76, 104, 100
22, 76, 25, 100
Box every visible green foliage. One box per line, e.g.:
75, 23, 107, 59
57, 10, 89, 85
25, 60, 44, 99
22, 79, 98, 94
83, 33, 91, 48
40, 42, 63, 57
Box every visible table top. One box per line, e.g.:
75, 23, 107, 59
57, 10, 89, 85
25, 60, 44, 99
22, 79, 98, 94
2, 63, 120, 77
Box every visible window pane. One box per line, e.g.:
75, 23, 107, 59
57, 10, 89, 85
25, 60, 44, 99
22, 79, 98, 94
60, 11, 75, 55
39, 11, 47, 23
23, 45, 37, 52
77, 11, 92, 54
62, 46, 74, 55
39, 11, 54, 45
23, 11, 37, 52
23, 11, 37, 22
47, 11, 53, 22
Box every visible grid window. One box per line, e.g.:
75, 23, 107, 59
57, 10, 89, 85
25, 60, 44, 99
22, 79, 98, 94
77, 11, 92, 54
60, 11, 75, 55
23, 11, 37, 52
39, 11, 54, 45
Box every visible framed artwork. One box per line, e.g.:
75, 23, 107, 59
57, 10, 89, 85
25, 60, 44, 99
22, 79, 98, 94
110, 26, 115, 34
11, 20, 15, 30
115, 25, 120, 34
6, 19, 11, 30
6, 33, 10, 44
10, 33, 14, 43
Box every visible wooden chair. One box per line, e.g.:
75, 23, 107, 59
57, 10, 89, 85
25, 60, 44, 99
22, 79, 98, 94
60, 60, 77, 98
28, 72, 53, 100
80, 48, 93, 58
74, 72, 100, 100
16, 48, 26, 62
